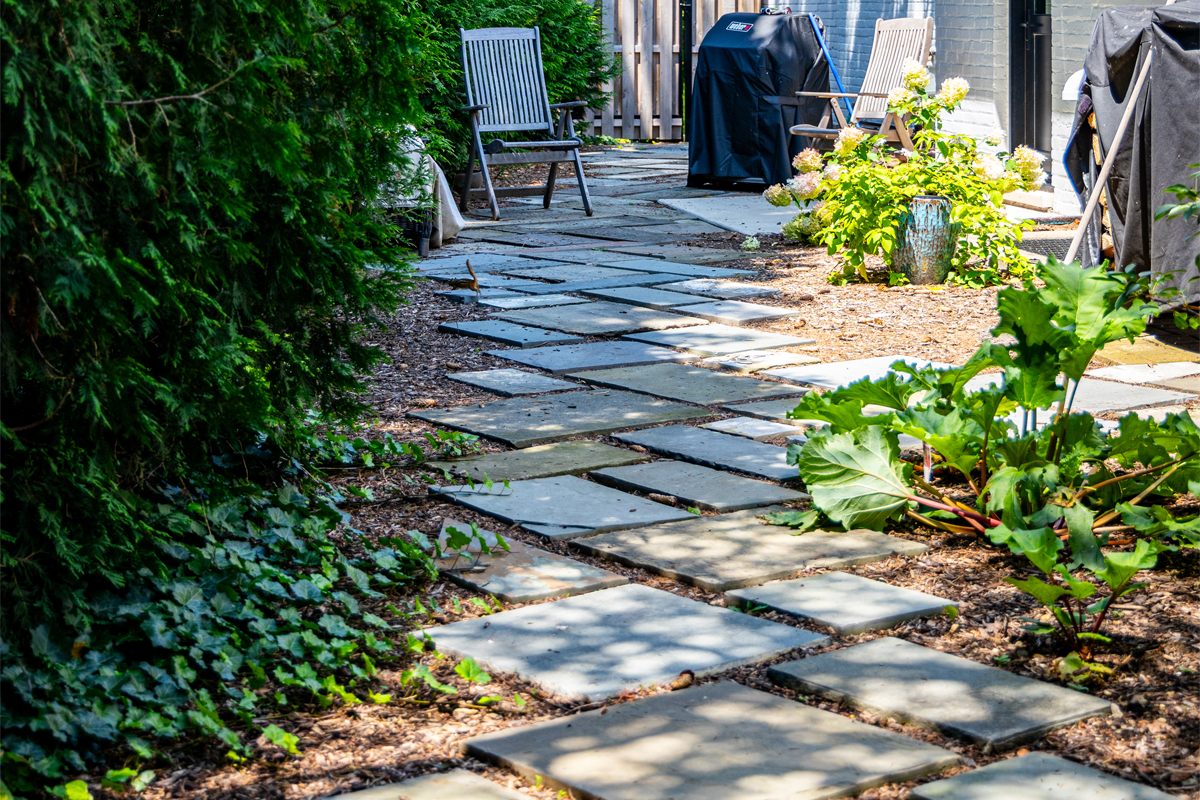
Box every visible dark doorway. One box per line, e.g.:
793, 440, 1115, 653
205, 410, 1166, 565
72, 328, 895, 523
1011, 0, 1053, 152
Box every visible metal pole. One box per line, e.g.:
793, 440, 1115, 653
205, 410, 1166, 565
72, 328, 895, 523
680, 0, 693, 141
808, 13, 853, 120
1066, 49, 1153, 264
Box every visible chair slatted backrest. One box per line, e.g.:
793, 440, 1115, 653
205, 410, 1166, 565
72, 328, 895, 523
461, 27, 555, 135
853, 18, 935, 123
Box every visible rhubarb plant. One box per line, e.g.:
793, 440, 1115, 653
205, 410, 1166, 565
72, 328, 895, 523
785, 258, 1200, 660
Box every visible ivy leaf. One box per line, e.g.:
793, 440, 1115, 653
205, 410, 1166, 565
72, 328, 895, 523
290, 579, 324, 602
318, 614, 354, 638
261, 724, 301, 755
794, 426, 912, 530
403, 664, 457, 694
454, 657, 491, 684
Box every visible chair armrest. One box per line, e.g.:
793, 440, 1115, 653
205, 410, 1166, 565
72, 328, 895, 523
549, 100, 588, 109
460, 103, 489, 113
796, 91, 889, 99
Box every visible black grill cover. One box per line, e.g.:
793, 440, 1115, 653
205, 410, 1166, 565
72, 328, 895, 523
688, 12, 829, 188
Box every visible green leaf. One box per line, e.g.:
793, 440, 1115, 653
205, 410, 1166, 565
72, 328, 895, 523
827, 370, 917, 411
1063, 504, 1104, 571
291, 579, 324, 602
794, 426, 912, 530
454, 657, 491, 684
403, 664, 457, 694
261, 724, 301, 755
1095, 539, 1167, 592
318, 614, 354, 638
1005, 575, 1070, 607
761, 509, 822, 533
893, 405, 983, 478
989, 524, 1062, 574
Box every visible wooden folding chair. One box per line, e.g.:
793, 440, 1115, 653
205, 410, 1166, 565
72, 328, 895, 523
792, 18, 935, 150
458, 27, 593, 220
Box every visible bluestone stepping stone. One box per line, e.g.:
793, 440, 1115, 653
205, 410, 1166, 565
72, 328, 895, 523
703, 349, 821, 373
338, 768, 526, 800
575, 509, 926, 591
1086, 361, 1200, 384
580, 285, 708, 309
423, 585, 826, 700
626, 324, 816, 356
477, 293, 589, 310
428, 440, 650, 482
764, 355, 940, 390
411, 390, 706, 448
417, 253, 547, 272
433, 475, 693, 540
464, 681, 961, 800
568, 363, 805, 405
603, 244, 750, 264
591, 461, 807, 512
437, 320, 583, 348
522, 249, 644, 264
498, 264, 647, 282
435, 519, 626, 603
1151, 375, 1200, 393
677, 299, 803, 326
910, 752, 1178, 800
723, 397, 811, 421
702, 417, 803, 440
614, 425, 798, 481
437, 288, 530, 304
769, 637, 1113, 750
656, 278, 779, 300
446, 369, 577, 397
426, 272, 547, 289
726, 572, 955, 635
1069, 376, 1195, 412
495, 302, 706, 336
598, 258, 754, 278
517, 272, 688, 295
490, 341, 698, 374
481, 232, 602, 248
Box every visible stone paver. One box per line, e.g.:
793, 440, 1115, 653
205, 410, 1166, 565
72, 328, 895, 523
498, 264, 647, 282
910, 752, 1178, 800
726, 572, 955, 635
614, 425, 798, 481
437, 288, 529, 304
701, 417, 804, 440
465, 681, 961, 800
522, 249, 645, 264
1069, 377, 1195, 413
446, 369, 577, 397
428, 440, 649, 482
410, 390, 706, 448
602, 244, 750, 264
723, 397, 811, 421
597, 258, 754, 278
428, 272, 547, 290
580, 286, 709, 309
434, 475, 694, 540
1151, 375, 1200, 393
337, 768, 526, 800
769, 637, 1112, 750
481, 232, 604, 248
568, 363, 805, 405
424, 585, 826, 700
518, 273, 687, 295
591, 461, 807, 512
496, 301, 706, 336
417, 253, 549, 272
676, 299, 802, 326
703, 349, 821, 373
435, 519, 627, 603
1085, 361, 1200, 384
437, 320, 583, 349
476, 294, 589, 310
656, 278, 780, 300
575, 509, 926, 591
490, 341, 698, 374
626, 324, 816, 356
763, 355, 939, 390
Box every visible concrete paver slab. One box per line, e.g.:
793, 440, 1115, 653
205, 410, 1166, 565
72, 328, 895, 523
656, 278, 780, 300
1069, 377, 1195, 413
437, 320, 583, 349
428, 440, 649, 483
723, 397, 811, 421
417, 253, 549, 272
676, 299, 802, 326
1086, 361, 1200, 384
446, 369, 578, 397
764, 356, 939, 390
489, 341, 699, 374
602, 245, 750, 264
568, 363, 805, 405
591, 461, 807, 512
518, 273, 689, 295
521, 250, 644, 264
626, 324, 816, 356
701, 417, 804, 440
659, 194, 809, 235
703, 350, 821, 373
425, 585, 826, 700
476, 294, 589, 310
434, 475, 694, 540
614, 425, 798, 481
597, 258, 754, 278
575, 509, 926, 591
481, 232, 606, 248
436, 519, 627, 603
1150, 376, 1200, 393
580, 286, 709, 309
498, 264, 647, 282
426, 272, 547, 290
337, 768, 526, 800
411, 390, 706, 448
769, 637, 1112, 750
465, 681, 960, 800
726, 572, 955, 635
1095, 334, 1200, 366
910, 752, 1177, 800
495, 302, 706, 336
437, 288, 530, 304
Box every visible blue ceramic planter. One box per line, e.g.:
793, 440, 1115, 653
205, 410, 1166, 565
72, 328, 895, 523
892, 195, 960, 284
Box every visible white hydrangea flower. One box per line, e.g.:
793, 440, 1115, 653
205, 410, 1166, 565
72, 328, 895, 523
1012, 146, 1046, 190
936, 77, 970, 106
822, 163, 843, 181
973, 153, 1006, 182
787, 171, 823, 201
763, 184, 794, 207
792, 147, 824, 173
985, 131, 1004, 147
887, 86, 917, 108
833, 126, 867, 157
900, 58, 929, 91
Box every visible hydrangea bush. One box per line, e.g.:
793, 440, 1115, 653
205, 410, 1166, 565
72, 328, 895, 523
765, 60, 1047, 287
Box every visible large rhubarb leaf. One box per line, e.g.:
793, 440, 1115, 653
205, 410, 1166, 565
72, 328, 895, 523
795, 427, 912, 530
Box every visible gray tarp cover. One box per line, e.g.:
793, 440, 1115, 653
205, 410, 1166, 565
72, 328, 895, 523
688, 13, 829, 187
1065, 1, 1200, 301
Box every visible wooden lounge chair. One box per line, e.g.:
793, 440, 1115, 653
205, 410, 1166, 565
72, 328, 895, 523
792, 17, 935, 150
458, 26, 593, 220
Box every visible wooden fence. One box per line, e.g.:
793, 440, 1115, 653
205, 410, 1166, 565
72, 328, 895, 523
584, 0, 770, 140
